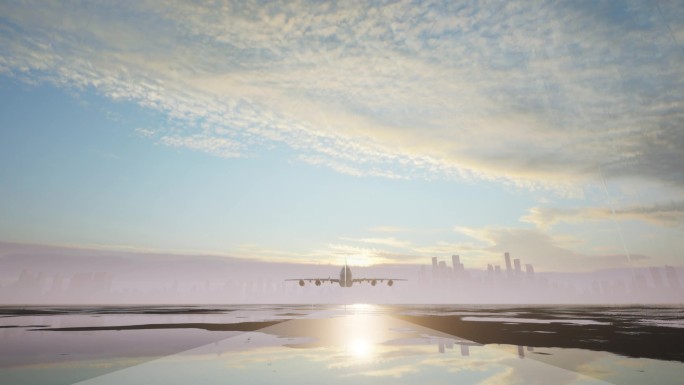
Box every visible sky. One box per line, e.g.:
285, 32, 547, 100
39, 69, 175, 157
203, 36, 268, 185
0, 0, 683, 273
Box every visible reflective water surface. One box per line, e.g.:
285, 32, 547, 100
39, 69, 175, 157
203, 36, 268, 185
1, 305, 682, 385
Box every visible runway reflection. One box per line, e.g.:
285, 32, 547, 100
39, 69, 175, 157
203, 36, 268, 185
74, 306, 613, 385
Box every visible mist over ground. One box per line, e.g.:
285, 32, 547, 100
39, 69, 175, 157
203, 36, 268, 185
2, 242, 681, 305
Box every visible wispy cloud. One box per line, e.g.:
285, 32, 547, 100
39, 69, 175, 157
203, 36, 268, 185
1, 1, 683, 190
340, 236, 413, 249
367, 226, 448, 234
454, 225, 649, 271
321, 243, 407, 266
521, 201, 684, 229
368, 226, 411, 233
348, 364, 419, 378
159, 134, 242, 158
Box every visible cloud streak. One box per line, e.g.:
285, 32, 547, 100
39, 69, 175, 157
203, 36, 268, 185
454, 226, 649, 271
522, 201, 684, 229
1, 0, 683, 190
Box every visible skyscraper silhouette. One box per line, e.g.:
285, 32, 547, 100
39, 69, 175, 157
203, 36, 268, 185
505, 252, 512, 275
432, 257, 438, 281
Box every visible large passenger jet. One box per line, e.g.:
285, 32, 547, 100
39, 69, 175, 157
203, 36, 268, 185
286, 263, 407, 288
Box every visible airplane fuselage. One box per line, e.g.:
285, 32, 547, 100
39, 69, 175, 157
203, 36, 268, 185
339, 265, 353, 287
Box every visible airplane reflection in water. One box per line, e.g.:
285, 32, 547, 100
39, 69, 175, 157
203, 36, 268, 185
286, 263, 407, 287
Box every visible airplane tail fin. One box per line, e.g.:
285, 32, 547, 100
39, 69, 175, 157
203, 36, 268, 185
344, 257, 347, 284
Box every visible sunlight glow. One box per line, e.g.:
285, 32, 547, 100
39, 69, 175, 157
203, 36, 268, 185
348, 303, 372, 311
348, 338, 372, 359
339, 311, 384, 361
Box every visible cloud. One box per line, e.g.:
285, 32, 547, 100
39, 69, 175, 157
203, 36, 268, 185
298, 155, 409, 180
454, 226, 648, 271
521, 201, 684, 229
335, 233, 487, 264
322, 243, 409, 266
473, 366, 516, 385
1, 1, 683, 190
340, 237, 413, 249
368, 226, 411, 233
367, 226, 448, 234
160, 135, 242, 158
347, 364, 420, 378
410, 241, 482, 257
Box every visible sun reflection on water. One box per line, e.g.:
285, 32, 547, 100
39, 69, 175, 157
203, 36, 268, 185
348, 338, 372, 359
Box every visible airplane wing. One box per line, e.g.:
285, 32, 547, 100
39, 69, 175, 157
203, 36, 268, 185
352, 278, 407, 283
353, 277, 407, 286
285, 278, 339, 283
285, 277, 406, 287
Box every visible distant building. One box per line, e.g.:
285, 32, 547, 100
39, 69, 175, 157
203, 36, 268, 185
495, 265, 501, 275
600, 280, 610, 295
487, 264, 494, 275
665, 266, 681, 288
67, 272, 112, 295
525, 264, 534, 277
49, 274, 64, 294
432, 257, 438, 280
93, 272, 113, 293
649, 267, 664, 288
514, 259, 522, 275
452, 255, 460, 269
632, 273, 648, 292
15, 269, 44, 295
505, 252, 512, 274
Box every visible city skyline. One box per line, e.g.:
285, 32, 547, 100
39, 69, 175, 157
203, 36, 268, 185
1, 1, 683, 284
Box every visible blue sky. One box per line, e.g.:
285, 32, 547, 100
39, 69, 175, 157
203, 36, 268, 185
1, 0, 683, 271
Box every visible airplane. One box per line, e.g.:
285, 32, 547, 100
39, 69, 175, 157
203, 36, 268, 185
286, 263, 407, 288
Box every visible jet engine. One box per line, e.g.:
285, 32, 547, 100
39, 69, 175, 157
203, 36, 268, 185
388, 280, 394, 287
315, 279, 321, 286
371, 279, 377, 286
298, 280, 305, 286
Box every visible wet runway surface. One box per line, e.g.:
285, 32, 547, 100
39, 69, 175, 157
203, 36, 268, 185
1, 305, 683, 384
